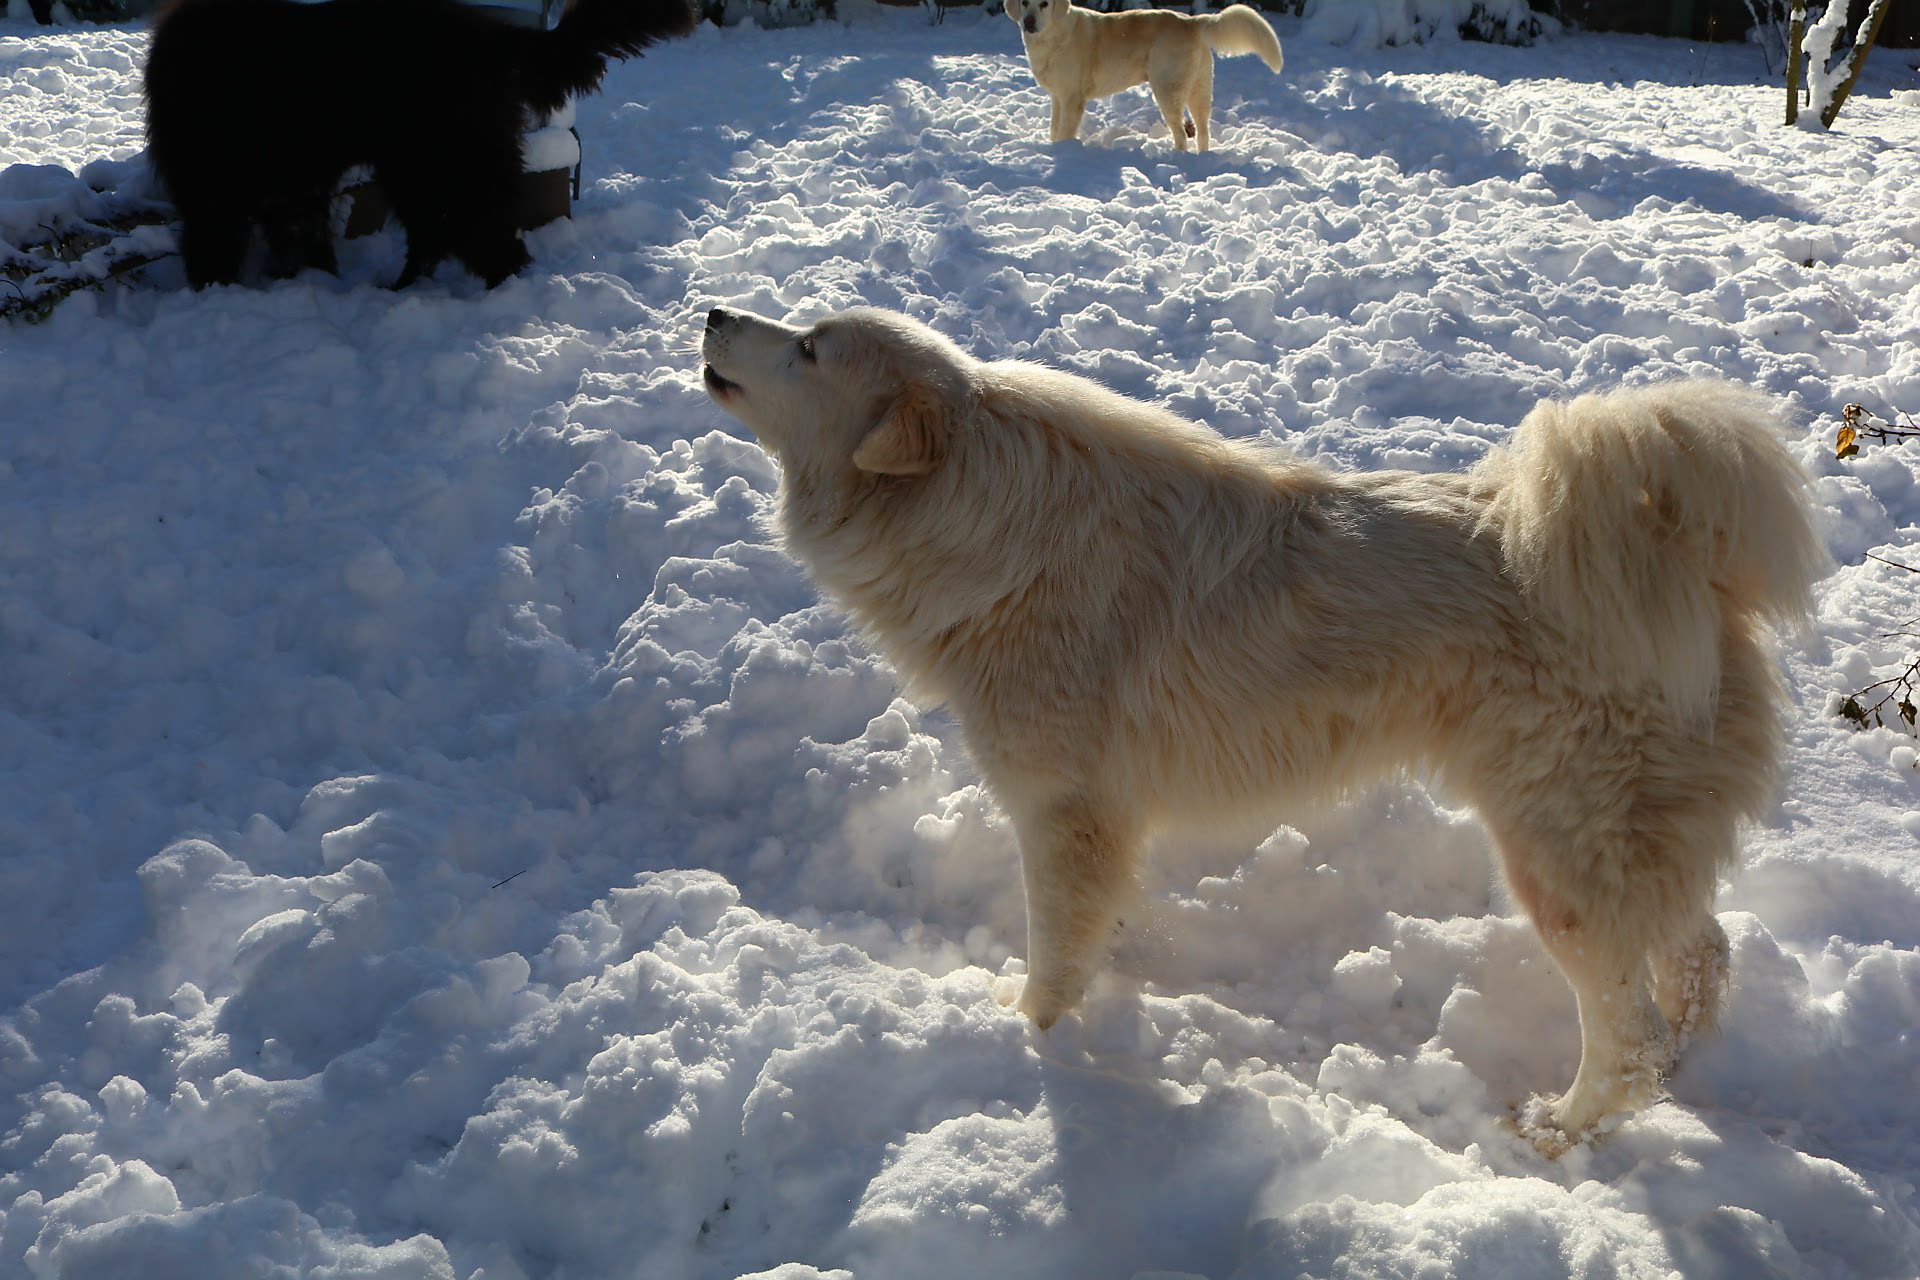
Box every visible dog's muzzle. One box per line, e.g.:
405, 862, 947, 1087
702, 307, 741, 395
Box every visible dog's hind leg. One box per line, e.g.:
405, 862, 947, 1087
1149, 76, 1193, 151
459, 230, 532, 290
1651, 912, 1730, 1048
1497, 840, 1673, 1152
1010, 796, 1139, 1029
1533, 921, 1671, 1148
447, 160, 532, 287
384, 184, 452, 290
1646, 628, 1774, 1049
1188, 58, 1214, 151
420, 106, 537, 288
377, 143, 462, 288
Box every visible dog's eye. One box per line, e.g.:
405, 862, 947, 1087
798, 336, 817, 362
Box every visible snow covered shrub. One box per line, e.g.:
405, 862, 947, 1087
704, 0, 831, 26
1186, 0, 1305, 12
0, 160, 171, 323
1303, 0, 1549, 47
18, 0, 159, 22
1743, 0, 1793, 72
1786, 0, 1893, 129
755, 0, 833, 24
923, 0, 991, 26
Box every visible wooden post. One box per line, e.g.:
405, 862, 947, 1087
1786, 1, 1804, 125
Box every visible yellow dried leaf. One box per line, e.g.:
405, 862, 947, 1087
1837, 424, 1859, 459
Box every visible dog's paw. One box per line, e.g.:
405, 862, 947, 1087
991, 971, 1025, 1010
1511, 1095, 1582, 1158
1513, 1092, 1637, 1157
1015, 979, 1077, 1030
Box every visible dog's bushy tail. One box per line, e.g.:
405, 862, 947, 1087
1196, 5, 1284, 73
1480, 380, 1824, 718
522, 0, 697, 115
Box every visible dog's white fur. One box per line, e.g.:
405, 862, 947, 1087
700, 304, 1823, 1149
1005, 0, 1282, 150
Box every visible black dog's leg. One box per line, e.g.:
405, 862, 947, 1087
261, 191, 339, 280
177, 204, 251, 289
450, 173, 531, 289
294, 189, 340, 277
461, 124, 535, 287
430, 117, 532, 288
305, 215, 341, 278
382, 171, 452, 288
459, 226, 532, 290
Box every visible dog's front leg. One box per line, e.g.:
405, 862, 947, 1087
1011, 798, 1136, 1028
1051, 95, 1087, 143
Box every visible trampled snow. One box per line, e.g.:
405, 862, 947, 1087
2, 5, 1919, 1278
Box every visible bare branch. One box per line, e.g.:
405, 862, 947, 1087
1866, 552, 1920, 576
1835, 400, 1920, 740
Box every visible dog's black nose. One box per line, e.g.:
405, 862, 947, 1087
706, 307, 732, 332
1023, 15, 1035, 30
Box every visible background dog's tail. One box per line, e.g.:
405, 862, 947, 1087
1195, 5, 1284, 73
522, 0, 698, 115
1480, 380, 1825, 717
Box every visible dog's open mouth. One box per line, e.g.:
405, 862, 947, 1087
703, 364, 741, 397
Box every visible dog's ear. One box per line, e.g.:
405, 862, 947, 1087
853, 382, 949, 477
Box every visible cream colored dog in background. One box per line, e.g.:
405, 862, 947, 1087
1005, 0, 1283, 150
699, 303, 1823, 1150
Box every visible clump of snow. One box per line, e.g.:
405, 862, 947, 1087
0, 159, 109, 239
521, 124, 581, 174
3, 7, 1920, 1280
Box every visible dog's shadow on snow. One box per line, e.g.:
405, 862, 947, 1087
1032, 131, 1279, 197
1023, 1024, 1297, 1276
1022, 976, 1917, 1277
1272, 58, 1811, 225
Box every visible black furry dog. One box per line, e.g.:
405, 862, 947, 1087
144, 0, 695, 289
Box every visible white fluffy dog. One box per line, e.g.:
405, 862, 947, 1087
700, 304, 1823, 1149
1005, 0, 1283, 150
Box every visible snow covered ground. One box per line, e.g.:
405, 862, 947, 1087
3, 5, 1919, 1278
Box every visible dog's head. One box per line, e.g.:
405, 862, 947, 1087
1004, 0, 1065, 38
702, 305, 971, 486
703, 304, 1033, 648
700, 302, 1252, 692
